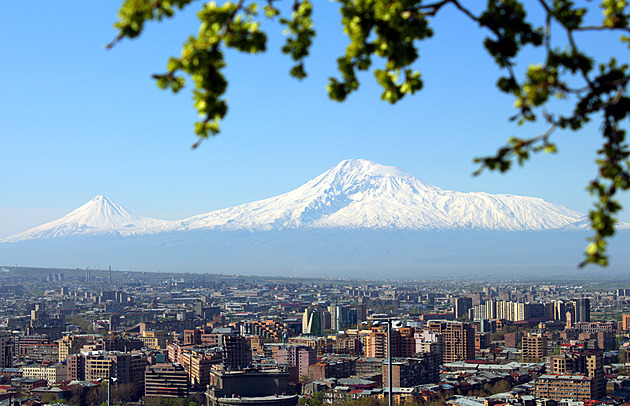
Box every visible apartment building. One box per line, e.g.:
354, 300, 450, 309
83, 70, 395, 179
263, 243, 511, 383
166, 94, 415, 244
535, 374, 594, 401
22, 363, 67, 384
145, 363, 189, 398
427, 321, 474, 363
522, 333, 547, 362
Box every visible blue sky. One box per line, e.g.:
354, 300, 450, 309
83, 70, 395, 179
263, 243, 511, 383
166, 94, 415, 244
1, 1, 628, 238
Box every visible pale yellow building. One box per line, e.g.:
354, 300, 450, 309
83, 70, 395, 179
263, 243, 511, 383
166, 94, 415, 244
58, 334, 101, 362
140, 330, 170, 350
83, 351, 147, 388
22, 363, 67, 384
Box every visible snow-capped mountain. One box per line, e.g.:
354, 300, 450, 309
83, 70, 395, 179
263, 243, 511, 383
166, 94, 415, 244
175, 159, 585, 231
2, 159, 601, 243
1, 195, 174, 242
5, 160, 630, 275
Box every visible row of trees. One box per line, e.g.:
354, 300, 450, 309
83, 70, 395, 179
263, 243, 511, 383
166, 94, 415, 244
43, 382, 203, 406
299, 378, 514, 405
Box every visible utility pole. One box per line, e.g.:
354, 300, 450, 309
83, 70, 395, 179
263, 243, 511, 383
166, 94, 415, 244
107, 376, 117, 406
387, 319, 392, 406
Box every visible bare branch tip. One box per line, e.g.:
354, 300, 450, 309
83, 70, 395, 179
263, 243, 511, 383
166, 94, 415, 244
105, 34, 124, 51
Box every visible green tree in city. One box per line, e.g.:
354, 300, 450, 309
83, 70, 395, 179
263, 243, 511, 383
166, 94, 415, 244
108, 0, 630, 265
85, 382, 107, 406
490, 380, 512, 394
341, 397, 389, 405
299, 391, 325, 405
145, 396, 202, 406
619, 348, 628, 363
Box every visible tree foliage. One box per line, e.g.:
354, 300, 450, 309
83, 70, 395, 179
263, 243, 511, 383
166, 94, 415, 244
145, 396, 203, 406
108, 0, 630, 266
619, 348, 628, 364
299, 391, 325, 406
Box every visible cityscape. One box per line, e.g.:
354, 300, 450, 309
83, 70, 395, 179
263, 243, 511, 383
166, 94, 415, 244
0, 266, 629, 406
3, 1, 630, 406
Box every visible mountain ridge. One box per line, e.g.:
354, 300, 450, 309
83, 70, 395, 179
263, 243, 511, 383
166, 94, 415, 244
4, 158, 624, 243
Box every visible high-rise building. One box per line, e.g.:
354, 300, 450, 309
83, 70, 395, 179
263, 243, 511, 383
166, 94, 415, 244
302, 307, 323, 336
382, 354, 440, 387
414, 330, 443, 361
277, 345, 317, 379
177, 348, 222, 389
58, 334, 101, 362
83, 351, 147, 395
308, 358, 356, 381
363, 326, 416, 359
547, 350, 604, 399
585, 352, 605, 398
566, 311, 574, 329
574, 298, 591, 323
472, 300, 552, 322
455, 297, 473, 319
522, 333, 547, 362
427, 321, 474, 363
222, 335, 252, 370
553, 300, 567, 321
145, 363, 189, 398
328, 305, 359, 330
0, 331, 12, 368
67, 353, 86, 381
504, 332, 523, 349
336, 333, 361, 355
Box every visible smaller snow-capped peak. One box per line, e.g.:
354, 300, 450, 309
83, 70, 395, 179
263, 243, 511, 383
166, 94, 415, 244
1, 195, 175, 242
65, 195, 141, 229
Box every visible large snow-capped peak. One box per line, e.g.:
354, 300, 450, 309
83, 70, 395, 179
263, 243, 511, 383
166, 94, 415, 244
175, 159, 585, 231
1, 195, 174, 242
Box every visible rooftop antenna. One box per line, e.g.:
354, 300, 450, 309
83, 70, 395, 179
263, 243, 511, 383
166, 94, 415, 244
109, 265, 112, 285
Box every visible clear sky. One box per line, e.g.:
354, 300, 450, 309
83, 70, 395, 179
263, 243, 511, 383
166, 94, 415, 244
1, 1, 628, 238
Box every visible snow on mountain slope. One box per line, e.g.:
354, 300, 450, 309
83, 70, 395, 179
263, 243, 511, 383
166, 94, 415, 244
1, 195, 175, 242
175, 159, 585, 231
561, 216, 630, 230
5, 159, 618, 243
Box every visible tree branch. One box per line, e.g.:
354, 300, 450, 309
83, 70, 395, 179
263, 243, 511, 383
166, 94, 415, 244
418, 0, 478, 22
